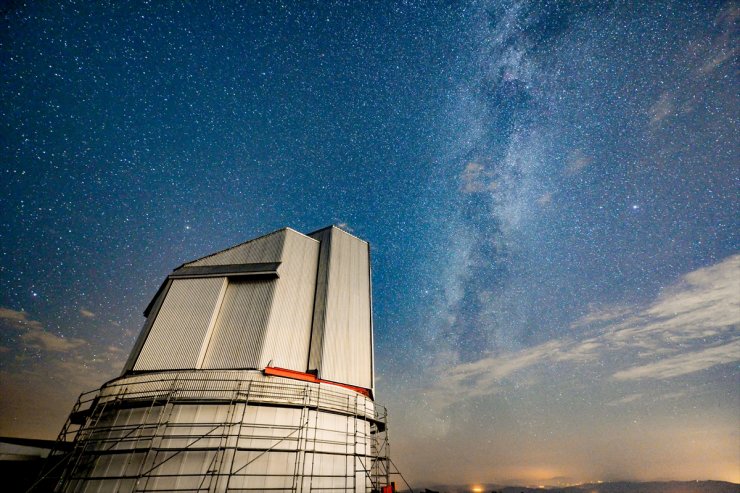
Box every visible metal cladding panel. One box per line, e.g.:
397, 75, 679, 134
307, 228, 331, 372
185, 229, 286, 266
309, 228, 373, 389
258, 229, 319, 371
133, 277, 225, 371
201, 278, 274, 369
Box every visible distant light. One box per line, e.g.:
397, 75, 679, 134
471, 487, 484, 492
631, 204, 639, 210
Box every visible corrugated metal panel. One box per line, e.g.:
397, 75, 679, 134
197, 229, 318, 371
130, 226, 370, 384
122, 279, 172, 374
308, 228, 331, 373
185, 229, 286, 267
308, 227, 373, 389
201, 278, 275, 369
258, 229, 319, 371
134, 277, 226, 371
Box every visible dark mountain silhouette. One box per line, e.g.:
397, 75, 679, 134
411, 480, 739, 493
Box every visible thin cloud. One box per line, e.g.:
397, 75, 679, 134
571, 304, 633, 328
0, 314, 127, 438
536, 192, 552, 206
0, 307, 44, 331
564, 148, 592, 175
79, 308, 96, 318
425, 254, 740, 408
21, 330, 87, 353
428, 335, 607, 409
0, 345, 127, 438
427, 341, 563, 408
335, 222, 355, 233
699, 45, 739, 74
648, 6, 737, 130
607, 393, 644, 406
648, 91, 675, 127
1, 306, 88, 353
552, 339, 602, 362
657, 391, 689, 401
607, 254, 740, 349
613, 340, 740, 381
698, 4, 738, 74
460, 161, 497, 194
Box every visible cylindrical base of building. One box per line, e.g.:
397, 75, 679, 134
52, 370, 389, 493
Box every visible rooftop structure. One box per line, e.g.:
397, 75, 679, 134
33, 226, 403, 493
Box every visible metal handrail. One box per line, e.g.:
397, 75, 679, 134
87, 371, 386, 422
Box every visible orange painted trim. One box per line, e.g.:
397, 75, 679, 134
264, 366, 319, 383
263, 366, 371, 398
322, 379, 372, 398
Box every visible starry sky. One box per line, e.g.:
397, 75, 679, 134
1, 0, 738, 488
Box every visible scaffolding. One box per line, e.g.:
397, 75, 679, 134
31, 370, 402, 493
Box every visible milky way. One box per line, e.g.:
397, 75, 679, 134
1, 1, 738, 487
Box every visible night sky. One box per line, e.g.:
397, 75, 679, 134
1, 1, 738, 488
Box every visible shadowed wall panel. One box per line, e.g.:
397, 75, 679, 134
308, 228, 332, 375
134, 277, 225, 371
201, 278, 274, 369
186, 229, 285, 267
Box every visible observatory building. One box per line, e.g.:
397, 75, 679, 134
40, 226, 396, 492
